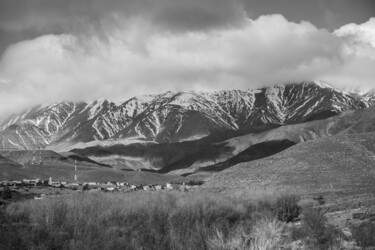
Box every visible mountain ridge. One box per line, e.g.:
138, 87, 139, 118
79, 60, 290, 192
0, 81, 373, 150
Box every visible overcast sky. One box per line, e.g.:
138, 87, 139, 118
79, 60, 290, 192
0, 0, 374, 116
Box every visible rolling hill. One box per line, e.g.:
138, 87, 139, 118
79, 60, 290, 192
202, 132, 375, 198
0, 150, 187, 184
0, 150, 109, 167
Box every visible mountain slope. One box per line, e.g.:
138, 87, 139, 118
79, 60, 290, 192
196, 140, 296, 173
168, 105, 375, 175
211, 105, 375, 156
202, 132, 375, 196
0, 81, 370, 150
67, 105, 375, 176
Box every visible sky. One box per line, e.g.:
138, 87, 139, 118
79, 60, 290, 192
0, 0, 374, 116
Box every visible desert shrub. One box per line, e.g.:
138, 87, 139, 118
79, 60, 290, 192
186, 180, 205, 186
1, 187, 12, 200
207, 228, 248, 250
251, 218, 285, 249
0, 208, 28, 250
275, 194, 301, 222
3, 191, 306, 250
300, 207, 342, 249
4, 192, 262, 250
313, 195, 325, 205
289, 224, 307, 242
207, 218, 284, 250
5, 201, 30, 223
351, 221, 375, 247
302, 207, 327, 240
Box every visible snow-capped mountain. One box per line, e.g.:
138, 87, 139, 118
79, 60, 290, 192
0, 81, 370, 150
344, 87, 375, 105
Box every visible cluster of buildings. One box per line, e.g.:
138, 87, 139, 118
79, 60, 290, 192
1, 179, 48, 187
1, 178, 69, 188
77, 181, 192, 193
77, 181, 191, 192
0, 177, 194, 195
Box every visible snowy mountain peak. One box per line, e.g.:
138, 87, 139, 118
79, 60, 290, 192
312, 80, 337, 90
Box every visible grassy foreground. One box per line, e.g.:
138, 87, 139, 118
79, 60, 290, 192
0, 190, 363, 250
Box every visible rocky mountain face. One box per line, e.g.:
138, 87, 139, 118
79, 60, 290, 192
0, 81, 372, 150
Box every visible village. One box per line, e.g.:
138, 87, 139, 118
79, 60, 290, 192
0, 177, 200, 200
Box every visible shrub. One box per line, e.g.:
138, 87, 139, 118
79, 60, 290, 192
186, 180, 205, 186
302, 207, 327, 240
351, 221, 375, 247
207, 218, 284, 250
1, 187, 12, 200
275, 194, 301, 222
207, 228, 248, 250
0, 207, 28, 250
289, 224, 307, 242
3, 191, 308, 250
251, 218, 285, 249
4, 192, 261, 250
313, 195, 326, 205
300, 207, 342, 249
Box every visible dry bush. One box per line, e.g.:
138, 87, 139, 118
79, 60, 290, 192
207, 218, 284, 250
232, 186, 301, 222
288, 207, 344, 250
1, 186, 12, 200
0, 207, 28, 250
5, 191, 261, 250
275, 194, 301, 222
351, 221, 375, 247
6, 190, 343, 250
207, 228, 249, 250
250, 218, 285, 250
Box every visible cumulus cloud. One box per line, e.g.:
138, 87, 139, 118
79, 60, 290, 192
322, 18, 375, 88
334, 18, 375, 49
0, 13, 375, 117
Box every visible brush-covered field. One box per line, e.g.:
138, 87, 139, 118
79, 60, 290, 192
1, 189, 373, 250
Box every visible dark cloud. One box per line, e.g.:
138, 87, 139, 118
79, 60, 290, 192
0, 0, 373, 55
150, 0, 246, 31
0, 0, 246, 55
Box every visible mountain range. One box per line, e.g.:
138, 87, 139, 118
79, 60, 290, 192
1, 80, 375, 185
0, 81, 373, 151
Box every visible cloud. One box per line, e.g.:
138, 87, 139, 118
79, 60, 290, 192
323, 18, 375, 88
334, 17, 375, 48
0, 15, 375, 117
0, 0, 246, 51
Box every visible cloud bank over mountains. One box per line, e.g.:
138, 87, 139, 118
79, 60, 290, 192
0, 0, 374, 116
